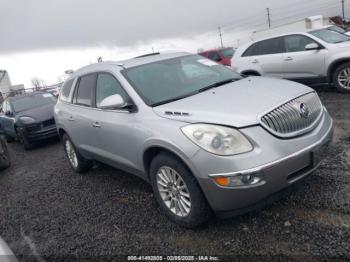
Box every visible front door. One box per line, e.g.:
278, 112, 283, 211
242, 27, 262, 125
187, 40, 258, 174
281, 35, 326, 79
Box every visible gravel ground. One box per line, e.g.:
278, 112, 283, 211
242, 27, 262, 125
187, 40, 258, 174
0, 86, 350, 261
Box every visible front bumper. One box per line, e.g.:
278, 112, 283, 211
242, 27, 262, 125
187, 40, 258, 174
19, 125, 58, 141
191, 110, 333, 213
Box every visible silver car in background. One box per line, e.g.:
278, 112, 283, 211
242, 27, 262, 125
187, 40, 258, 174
55, 52, 333, 228
233, 29, 350, 93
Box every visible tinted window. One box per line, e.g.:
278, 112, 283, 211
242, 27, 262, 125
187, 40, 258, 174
11, 93, 56, 113
243, 38, 284, 56
75, 74, 96, 107
284, 35, 315, 52
208, 52, 220, 61
60, 79, 75, 102
96, 73, 128, 108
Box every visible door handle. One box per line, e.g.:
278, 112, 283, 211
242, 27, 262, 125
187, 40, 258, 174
68, 116, 75, 121
92, 122, 101, 128
252, 59, 259, 64
284, 57, 293, 61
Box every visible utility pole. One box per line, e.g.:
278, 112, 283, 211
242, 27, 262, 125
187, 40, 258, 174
267, 8, 271, 28
218, 26, 224, 48
342, 0, 345, 22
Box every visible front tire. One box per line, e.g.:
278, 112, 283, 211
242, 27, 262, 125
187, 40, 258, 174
333, 63, 350, 93
150, 152, 212, 228
62, 134, 92, 173
16, 128, 33, 150
0, 137, 10, 170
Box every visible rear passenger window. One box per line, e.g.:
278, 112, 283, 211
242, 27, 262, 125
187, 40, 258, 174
75, 74, 96, 107
60, 79, 75, 102
243, 37, 284, 57
96, 73, 128, 108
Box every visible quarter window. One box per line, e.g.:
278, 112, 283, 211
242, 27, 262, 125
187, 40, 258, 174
75, 74, 96, 107
284, 35, 315, 52
96, 73, 128, 108
60, 79, 75, 102
243, 37, 284, 56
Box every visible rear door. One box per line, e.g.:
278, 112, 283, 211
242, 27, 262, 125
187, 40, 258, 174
281, 34, 326, 79
68, 73, 97, 156
240, 37, 286, 77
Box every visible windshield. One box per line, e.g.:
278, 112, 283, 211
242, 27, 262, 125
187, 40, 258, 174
328, 25, 346, 34
12, 93, 57, 112
309, 29, 350, 43
221, 48, 236, 57
123, 55, 241, 106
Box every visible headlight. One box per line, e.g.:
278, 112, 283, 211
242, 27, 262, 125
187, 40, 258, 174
181, 124, 253, 156
19, 116, 36, 124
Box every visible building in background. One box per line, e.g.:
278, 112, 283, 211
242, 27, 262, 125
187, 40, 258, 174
0, 70, 12, 98
251, 15, 332, 40
0, 70, 25, 102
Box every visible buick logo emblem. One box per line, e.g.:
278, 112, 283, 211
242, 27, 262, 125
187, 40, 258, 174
299, 103, 310, 118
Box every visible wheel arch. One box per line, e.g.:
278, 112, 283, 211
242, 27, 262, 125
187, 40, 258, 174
327, 58, 350, 83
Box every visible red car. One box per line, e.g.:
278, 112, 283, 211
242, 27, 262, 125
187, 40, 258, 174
198, 47, 236, 67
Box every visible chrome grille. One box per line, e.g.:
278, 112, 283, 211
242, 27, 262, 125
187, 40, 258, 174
260, 92, 323, 138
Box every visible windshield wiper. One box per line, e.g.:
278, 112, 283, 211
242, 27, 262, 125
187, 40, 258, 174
197, 78, 238, 93
151, 78, 239, 107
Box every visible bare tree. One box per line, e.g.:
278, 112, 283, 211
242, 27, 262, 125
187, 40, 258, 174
31, 77, 45, 90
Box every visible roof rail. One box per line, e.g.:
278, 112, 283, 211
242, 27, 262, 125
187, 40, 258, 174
134, 52, 161, 58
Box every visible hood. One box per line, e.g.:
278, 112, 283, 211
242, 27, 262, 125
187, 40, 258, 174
16, 102, 55, 122
153, 77, 313, 127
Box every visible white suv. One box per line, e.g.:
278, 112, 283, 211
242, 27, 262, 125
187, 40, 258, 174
233, 28, 350, 93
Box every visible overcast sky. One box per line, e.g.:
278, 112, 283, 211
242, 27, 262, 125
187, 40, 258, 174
0, 0, 348, 87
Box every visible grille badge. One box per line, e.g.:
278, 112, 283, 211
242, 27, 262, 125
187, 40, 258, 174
299, 102, 310, 119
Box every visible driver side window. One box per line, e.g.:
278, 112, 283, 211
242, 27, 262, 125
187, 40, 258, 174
96, 73, 128, 108
284, 35, 315, 52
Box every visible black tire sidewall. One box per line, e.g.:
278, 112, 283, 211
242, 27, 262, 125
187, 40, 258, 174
333, 63, 350, 93
62, 134, 91, 173
150, 152, 212, 228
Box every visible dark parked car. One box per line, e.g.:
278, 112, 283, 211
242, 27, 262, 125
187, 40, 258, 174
0, 135, 10, 170
0, 92, 58, 149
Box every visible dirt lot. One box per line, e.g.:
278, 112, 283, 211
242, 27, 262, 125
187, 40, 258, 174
0, 86, 349, 261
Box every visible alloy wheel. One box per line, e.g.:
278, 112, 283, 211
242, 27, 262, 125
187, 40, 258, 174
156, 166, 191, 217
337, 67, 350, 89
65, 140, 78, 168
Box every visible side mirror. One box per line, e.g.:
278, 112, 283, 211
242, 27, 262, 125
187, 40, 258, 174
305, 43, 320, 51
99, 94, 127, 110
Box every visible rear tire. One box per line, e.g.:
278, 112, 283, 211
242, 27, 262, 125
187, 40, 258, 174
150, 152, 212, 228
62, 134, 92, 173
333, 63, 350, 93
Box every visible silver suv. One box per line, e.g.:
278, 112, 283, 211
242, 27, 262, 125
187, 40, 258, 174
233, 29, 350, 93
55, 52, 333, 227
